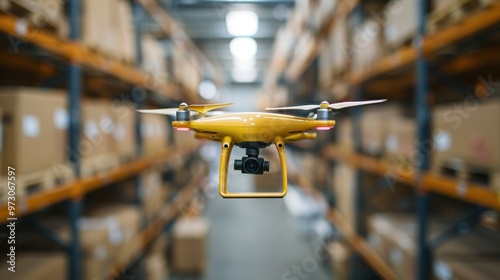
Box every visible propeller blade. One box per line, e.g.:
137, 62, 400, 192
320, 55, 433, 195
188, 102, 233, 113
265, 104, 319, 111
328, 99, 386, 109
136, 108, 178, 115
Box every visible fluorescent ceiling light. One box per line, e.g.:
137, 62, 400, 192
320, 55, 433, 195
233, 57, 255, 68
232, 68, 257, 83
226, 11, 258, 36
230, 37, 257, 59
198, 80, 217, 100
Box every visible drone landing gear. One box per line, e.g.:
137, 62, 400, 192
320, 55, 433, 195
219, 138, 288, 198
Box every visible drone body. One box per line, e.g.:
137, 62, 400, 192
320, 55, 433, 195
138, 99, 385, 198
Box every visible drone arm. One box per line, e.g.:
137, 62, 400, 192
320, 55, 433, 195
285, 132, 317, 141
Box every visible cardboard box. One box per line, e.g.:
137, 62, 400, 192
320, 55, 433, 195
331, 20, 350, 75
142, 34, 167, 82
172, 218, 209, 274
384, 116, 417, 162
352, 18, 384, 74
432, 100, 500, 182
328, 241, 352, 280
336, 117, 354, 153
143, 114, 169, 157
333, 163, 356, 224
82, 0, 136, 61
145, 253, 168, 280
81, 99, 115, 159
142, 169, 168, 221
433, 257, 500, 280
360, 105, 400, 156
0, 87, 68, 175
434, 226, 500, 280
0, 252, 66, 280
111, 101, 136, 160
82, 204, 141, 279
384, 0, 417, 48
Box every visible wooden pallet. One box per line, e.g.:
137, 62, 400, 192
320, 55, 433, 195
431, 154, 500, 191
81, 153, 120, 177
428, 0, 497, 34
0, 0, 68, 38
0, 165, 74, 202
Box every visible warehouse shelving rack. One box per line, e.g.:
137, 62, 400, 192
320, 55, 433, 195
0, 1, 207, 279
268, 0, 500, 279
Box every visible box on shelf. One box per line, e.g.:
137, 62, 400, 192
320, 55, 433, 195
142, 34, 167, 82
0, 87, 73, 200
172, 217, 209, 274
384, 0, 417, 49
432, 99, 500, 190
81, 99, 119, 175
318, 44, 333, 88
331, 20, 350, 76
433, 257, 500, 280
427, 0, 493, 34
351, 18, 384, 74
111, 101, 136, 162
0, 252, 66, 280
384, 116, 417, 165
332, 163, 356, 224
145, 253, 169, 280
434, 226, 500, 279
142, 168, 169, 221
82, 0, 136, 63
142, 114, 169, 157
360, 104, 400, 156
336, 117, 353, 153
86, 204, 142, 266
328, 241, 352, 280
1, 0, 68, 38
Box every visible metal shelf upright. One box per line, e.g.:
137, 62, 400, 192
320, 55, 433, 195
67, 0, 82, 279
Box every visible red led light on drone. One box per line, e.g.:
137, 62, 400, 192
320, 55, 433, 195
175, 127, 190, 131
316, 126, 332, 131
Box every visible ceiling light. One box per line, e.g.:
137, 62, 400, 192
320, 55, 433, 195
232, 68, 257, 83
230, 37, 257, 59
198, 80, 217, 100
233, 57, 255, 68
226, 11, 258, 36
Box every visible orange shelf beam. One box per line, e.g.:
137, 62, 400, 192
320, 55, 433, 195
327, 210, 400, 280
0, 145, 200, 221
423, 175, 500, 210
323, 145, 500, 211
346, 4, 500, 85
0, 14, 179, 99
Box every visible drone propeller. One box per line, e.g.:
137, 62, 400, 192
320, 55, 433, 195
137, 102, 233, 116
265, 99, 387, 111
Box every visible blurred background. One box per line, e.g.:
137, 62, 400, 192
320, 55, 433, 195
0, 0, 500, 279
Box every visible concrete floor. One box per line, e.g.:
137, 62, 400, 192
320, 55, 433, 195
172, 145, 333, 280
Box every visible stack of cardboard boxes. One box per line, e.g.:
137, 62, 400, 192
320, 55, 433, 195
0, 88, 72, 201
82, 0, 136, 64
142, 114, 169, 157
367, 213, 500, 280
0, 87, 171, 201
432, 99, 500, 190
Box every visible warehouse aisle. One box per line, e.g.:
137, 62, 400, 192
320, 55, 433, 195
207, 186, 332, 280
172, 146, 333, 280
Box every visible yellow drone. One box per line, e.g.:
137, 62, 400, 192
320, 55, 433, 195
138, 99, 385, 198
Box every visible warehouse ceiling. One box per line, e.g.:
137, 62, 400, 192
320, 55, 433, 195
144, 0, 294, 85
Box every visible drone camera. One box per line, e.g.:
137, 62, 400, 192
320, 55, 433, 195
234, 147, 270, 175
